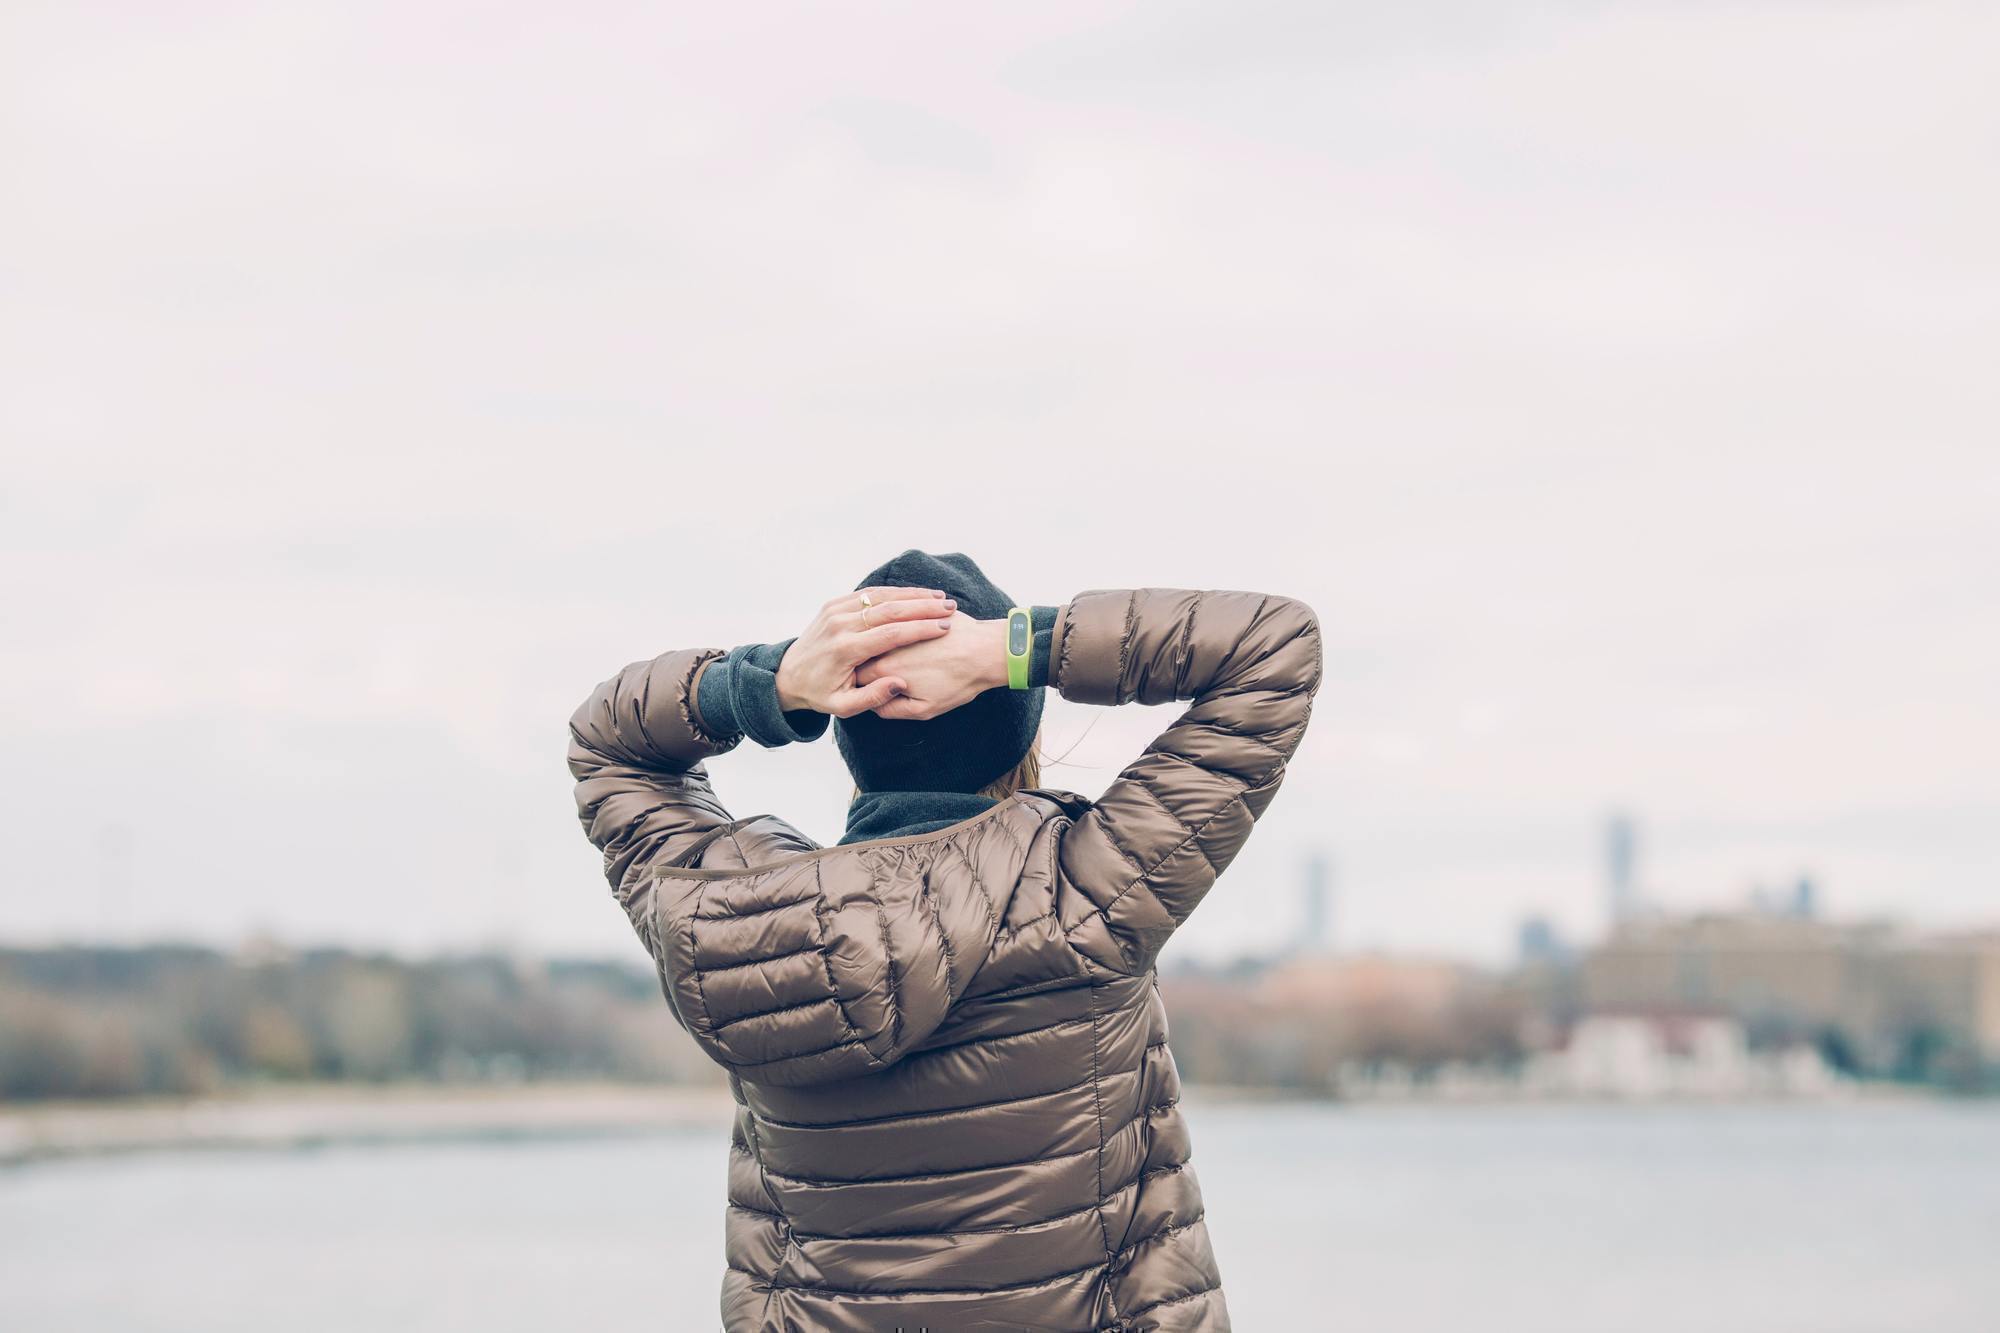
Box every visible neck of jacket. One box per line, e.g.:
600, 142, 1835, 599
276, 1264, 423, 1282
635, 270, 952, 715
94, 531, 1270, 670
838, 790, 997, 845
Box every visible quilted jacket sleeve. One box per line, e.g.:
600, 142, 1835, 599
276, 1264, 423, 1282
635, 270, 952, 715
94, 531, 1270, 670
1049, 589, 1322, 975
568, 648, 742, 906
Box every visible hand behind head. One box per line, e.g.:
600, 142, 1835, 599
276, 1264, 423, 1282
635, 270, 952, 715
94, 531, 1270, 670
855, 613, 1006, 721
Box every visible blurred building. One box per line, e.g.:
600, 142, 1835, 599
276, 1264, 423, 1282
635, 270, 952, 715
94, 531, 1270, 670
1522, 1013, 1839, 1100
1872, 933, 2000, 1063
1791, 875, 1820, 920
1508, 915, 1582, 1030
1292, 851, 1335, 957
1749, 875, 1821, 920
1257, 954, 1466, 1018
1517, 915, 1569, 968
1581, 914, 2000, 1071
1604, 811, 1641, 928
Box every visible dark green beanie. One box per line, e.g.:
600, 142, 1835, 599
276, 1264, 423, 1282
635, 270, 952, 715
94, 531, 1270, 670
834, 550, 1044, 794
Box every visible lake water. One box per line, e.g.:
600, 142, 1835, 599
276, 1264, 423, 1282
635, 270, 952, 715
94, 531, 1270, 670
2, 1099, 1995, 1331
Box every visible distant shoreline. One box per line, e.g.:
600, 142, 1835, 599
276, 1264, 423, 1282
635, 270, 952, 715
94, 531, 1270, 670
0, 1080, 1954, 1170
0, 1082, 737, 1168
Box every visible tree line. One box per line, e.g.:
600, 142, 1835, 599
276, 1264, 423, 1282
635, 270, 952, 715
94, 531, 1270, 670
0, 944, 722, 1100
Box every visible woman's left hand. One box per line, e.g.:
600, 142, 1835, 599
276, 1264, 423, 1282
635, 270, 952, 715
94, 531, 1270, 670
774, 587, 957, 718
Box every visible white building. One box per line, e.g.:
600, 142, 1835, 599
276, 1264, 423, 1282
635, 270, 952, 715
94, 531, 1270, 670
1526, 1013, 1842, 1100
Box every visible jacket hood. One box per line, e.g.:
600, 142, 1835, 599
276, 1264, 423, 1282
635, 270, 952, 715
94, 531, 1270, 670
644, 792, 1082, 1088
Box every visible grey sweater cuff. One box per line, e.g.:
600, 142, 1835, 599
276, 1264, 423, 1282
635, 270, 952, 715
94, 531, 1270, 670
694, 639, 831, 748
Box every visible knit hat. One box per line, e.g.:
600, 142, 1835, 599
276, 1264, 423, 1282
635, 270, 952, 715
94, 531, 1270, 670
834, 550, 1044, 794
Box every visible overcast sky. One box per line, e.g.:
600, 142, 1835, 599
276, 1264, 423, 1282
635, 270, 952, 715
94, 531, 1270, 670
3, 1, 1995, 966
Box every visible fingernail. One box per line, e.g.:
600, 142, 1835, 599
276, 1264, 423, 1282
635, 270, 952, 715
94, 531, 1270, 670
944, 598, 956, 609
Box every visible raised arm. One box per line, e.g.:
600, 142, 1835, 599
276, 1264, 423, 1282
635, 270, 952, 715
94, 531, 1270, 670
1049, 589, 1322, 974
567, 586, 959, 895
567, 646, 744, 897
855, 588, 1323, 974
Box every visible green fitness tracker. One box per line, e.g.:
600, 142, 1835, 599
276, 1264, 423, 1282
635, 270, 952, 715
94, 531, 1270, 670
1005, 607, 1032, 690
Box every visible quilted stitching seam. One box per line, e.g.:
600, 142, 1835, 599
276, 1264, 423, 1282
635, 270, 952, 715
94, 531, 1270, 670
696, 945, 820, 978
810, 860, 889, 1072
1085, 976, 1121, 1326
736, 1091, 787, 1327
1173, 594, 1198, 698
725, 1255, 1111, 1303
748, 1057, 1098, 1131
1116, 591, 1138, 702
686, 881, 716, 1036
1121, 1281, 1222, 1322
910, 850, 959, 1011
729, 1188, 1118, 1243
944, 838, 1004, 940
871, 883, 905, 1054
755, 1141, 1097, 1189
710, 995, 840, 1034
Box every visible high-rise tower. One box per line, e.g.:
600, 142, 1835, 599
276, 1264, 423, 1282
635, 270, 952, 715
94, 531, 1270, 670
1299, 851, 1334, 955
1605, 811, 1639, 930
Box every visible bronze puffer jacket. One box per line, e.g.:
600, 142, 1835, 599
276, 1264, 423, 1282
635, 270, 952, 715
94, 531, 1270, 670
569, 589, 1321, 1331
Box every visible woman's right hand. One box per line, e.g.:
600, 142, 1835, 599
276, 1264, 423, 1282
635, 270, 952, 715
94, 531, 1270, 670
851, 612, 1008, 721
774, 587, 957, 718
